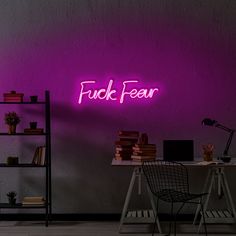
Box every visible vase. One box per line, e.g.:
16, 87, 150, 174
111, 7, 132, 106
203, 152, 213, 162
8, 125, 16, 134
8, 197, 16, 205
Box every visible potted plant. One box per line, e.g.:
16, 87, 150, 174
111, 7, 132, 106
4, 112, 20, 134
6, 191, 17, 205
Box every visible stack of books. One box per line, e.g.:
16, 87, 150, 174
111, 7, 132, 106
3, 91, 24, 102
32, 146, 46, 165
131, 143, 157, 162
22, 196, 45, 206
24, 128, 44, 134
115, 131, 139, 160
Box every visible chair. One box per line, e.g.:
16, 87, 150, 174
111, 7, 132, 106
142, 160, 208, 236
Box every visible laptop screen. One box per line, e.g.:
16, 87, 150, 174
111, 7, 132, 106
163, 140, 194, 161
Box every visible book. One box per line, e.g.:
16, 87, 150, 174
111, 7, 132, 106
23, 196, 44, 202
4, 98, 23, 102
134, 144, 156, 148
3, 92, 24, 102
22, 201, 45, 205
32, 146, 46, 165
115, 140, 135, 146
131, 155, 156, 161
32, 147, 40, 164
116, 148, 133, 153
24, 128, 44, 134
22, 196, 45, 205
115, 153, 132, 160
133, 152, 156, 156
133, 147, 156, 152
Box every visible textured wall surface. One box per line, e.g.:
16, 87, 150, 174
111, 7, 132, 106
0, 0, 235, 213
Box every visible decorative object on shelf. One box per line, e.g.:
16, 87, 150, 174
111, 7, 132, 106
32, 146, 46, 165
3, 91, 24, 102
202, 144, 214, 162
30, 96, 38, 103
202, 118, 235, 162
6, 191, 17, 205
30, 122, 37, 129
7, 156, 19, 165
24, 128, 44, 134
22, 196, 45, 205
4, 111, 20, 134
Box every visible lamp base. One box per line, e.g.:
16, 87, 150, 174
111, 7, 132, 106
219, 156, 231, 163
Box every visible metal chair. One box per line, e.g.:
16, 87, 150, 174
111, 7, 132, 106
142, 160, 208, 236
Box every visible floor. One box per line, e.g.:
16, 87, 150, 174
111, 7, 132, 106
0, 221, 235, 236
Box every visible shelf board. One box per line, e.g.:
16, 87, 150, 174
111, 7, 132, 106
0, 102, 45, 104
0, 163, 46, 167
0, 203, 46, 208
0, 133, 47, 136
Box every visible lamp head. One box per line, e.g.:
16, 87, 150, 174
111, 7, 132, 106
202, 118, 217, 126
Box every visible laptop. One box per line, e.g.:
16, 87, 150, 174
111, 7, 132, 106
163, 140, 194, 162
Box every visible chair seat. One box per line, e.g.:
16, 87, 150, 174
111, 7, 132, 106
157, 189, 206, 203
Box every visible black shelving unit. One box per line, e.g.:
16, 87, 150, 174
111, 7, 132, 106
0, 91, 51, 226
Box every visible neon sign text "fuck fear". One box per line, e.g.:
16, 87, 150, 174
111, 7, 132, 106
78, 79, 159, 104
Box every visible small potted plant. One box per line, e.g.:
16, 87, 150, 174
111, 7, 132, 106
4, 112, 20, 134
7, 191, 17, 205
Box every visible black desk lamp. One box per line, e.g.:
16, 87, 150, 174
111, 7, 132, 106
202, 118, 235, 162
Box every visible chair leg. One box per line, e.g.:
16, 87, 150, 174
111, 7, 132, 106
168, 202, 174, 236
174, 202, 185, 236
152, 198, 159, 236
200, 200, 208, 236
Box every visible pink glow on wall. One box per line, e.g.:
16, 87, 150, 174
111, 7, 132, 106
77, 79, 159, 104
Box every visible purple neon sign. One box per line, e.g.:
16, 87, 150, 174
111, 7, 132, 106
77, 79, 159, 104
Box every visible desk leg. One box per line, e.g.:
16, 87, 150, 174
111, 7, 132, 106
119, 167, 162, 234
193, 168, 212, 225
119, 167, 137, 232
221, 170, 236, 221
146, 185, 162, 234
198, 167, 236, 232
197, 169, 215, 232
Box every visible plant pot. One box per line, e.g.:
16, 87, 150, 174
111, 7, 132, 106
30, 96, 38, 103
8, 124, 16, 134
8, 197, 16, 205
203, 152, 213, 162
30, 122, 37, 129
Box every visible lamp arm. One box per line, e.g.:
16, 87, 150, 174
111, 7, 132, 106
223, 130, 235, 156
215, 123, 233, 133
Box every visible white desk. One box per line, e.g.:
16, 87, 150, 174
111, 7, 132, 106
112, 159, 236, 233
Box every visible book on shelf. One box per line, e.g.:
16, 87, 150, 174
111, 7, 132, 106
3, 91, 24, 102
32, 146, 46, 165
22, 196, 45, 205
24, 128, 44, 134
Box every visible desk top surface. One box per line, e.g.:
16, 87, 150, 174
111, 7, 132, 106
111, 158, 236, 167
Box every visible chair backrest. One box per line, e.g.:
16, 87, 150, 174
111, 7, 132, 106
142, 160, 189, 196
